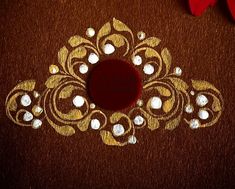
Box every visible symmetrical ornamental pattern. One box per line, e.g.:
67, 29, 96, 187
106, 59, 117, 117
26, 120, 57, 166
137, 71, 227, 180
5, 18, 224, 146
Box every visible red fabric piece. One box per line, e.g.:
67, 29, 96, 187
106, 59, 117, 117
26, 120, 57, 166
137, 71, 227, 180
227, 0, 235, 20
189, 0, 217, 16
87, 59, 142, 111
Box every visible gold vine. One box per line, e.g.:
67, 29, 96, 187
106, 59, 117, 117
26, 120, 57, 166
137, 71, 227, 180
5, 18, 224, 146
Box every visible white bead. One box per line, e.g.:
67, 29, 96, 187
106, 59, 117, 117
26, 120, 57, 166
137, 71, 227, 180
185, 104, 194, 113
86, 27, 95, 37
132, 55, 142, 65
20, 94, 31, 107
137, 31, 146, 40
112, 124, 125, 136
90, 119, 100, 130
137, 99, 143, 106
34, 105, 43, 113
189, 119, 200, 129
196, 94, 208, 107
73, 95, 85, 107
33, 91, 40, 98
103, 43, 115, 54
90, 103, 96, 109
88, 53, 99, 64
133, 115, 144, 126
150, 97, 162, 109
190, 91, 195, 96
143, 64, 154, 75
128, 135, 137, 144
79, 64, 88, 74
198, 109, 209, 120
50, 68, 58, 74
32, 119, 42, 129
23, 111, 33, 122
174, 67, 182, 76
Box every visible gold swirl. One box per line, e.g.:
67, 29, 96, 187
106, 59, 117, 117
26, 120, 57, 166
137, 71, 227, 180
5, 18, 224, 146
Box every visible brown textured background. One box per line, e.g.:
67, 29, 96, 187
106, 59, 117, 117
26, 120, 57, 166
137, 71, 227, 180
0, 0, 235, 188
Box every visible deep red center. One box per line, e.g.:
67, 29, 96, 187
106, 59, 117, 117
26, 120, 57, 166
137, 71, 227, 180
87, 59, 142, 111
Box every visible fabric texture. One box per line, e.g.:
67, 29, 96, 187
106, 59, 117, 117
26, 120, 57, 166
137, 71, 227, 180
0, 0, 235, 188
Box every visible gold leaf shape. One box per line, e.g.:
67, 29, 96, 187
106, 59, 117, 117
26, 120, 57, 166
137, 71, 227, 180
68, 35, 94, 47
8, 98, 17, 111
13, 80, 36, 91
136, 37, 161, 48
100, 130, 126, 146
165, 115, 181, 130
145, 48, 160, 58
156, 86, 171, 97
113, 18, 132, 33
45, 75, 67, 89
59, 85, 75, 99
69, 47, 87, 59
137, 108, 160, 131
105, 34, 125, 47
169, 77, 189, 92
163, 97, 175, 113
161, 48, 172, 74
192, 80, 220, 93
147, 116, 160, 131
97, 22, 111, 42
58, 46, 68, 69
54, 125, 75, 136
212, 96, 222, 112
62, 109, 83, 120
77, 115, 91, 131
109, 112, 125, 124
46, 117, 75, 136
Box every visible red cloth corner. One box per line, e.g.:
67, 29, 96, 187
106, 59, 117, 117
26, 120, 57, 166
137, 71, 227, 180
227, 0, 235, 20
189, 0, 217, 16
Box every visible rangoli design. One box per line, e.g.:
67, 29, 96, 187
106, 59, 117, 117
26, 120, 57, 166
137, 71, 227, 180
5, 18, 224, 146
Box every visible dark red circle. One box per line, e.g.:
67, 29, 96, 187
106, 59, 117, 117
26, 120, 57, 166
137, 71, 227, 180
87, 59, 142, 111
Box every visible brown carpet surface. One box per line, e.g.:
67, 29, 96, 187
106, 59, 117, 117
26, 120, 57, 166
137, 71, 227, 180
0, 0, 235, 188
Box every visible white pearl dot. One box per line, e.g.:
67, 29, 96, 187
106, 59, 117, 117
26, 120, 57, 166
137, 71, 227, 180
137, 31, 146, 40
20, 94, 31, 107
112, 124, 125, 136
73, 95, 85, 107
198, 109, 209, 120
196, 94, 208, 107
88, 53, 99, 64
174, 67, 182, 76
49, 65, 59, 74
90, 103, 96, 109
143, 64, 154, 75
150, 97, 162, 109
190, 91, 195, 96
128, 135, 137, 144
133, 115, 144, 126
103, 43, 115, 54
132, 55, 142, 65
86, 27, 95, 37
33, 91, 40, 98
32, 119, 42, 129
137, 99, 143, 106
189, 119, 201, 129
79, 64, 88, 74
34, 105, 43, 113
90, 119, 100, 130
23, 111, 33, 122
185, 104, 194, 114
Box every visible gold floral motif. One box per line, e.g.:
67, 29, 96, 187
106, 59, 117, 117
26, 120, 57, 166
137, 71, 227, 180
5, 18, 224, 146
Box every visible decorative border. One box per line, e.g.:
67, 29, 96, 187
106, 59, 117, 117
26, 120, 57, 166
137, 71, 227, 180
5, 18, 224, 146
